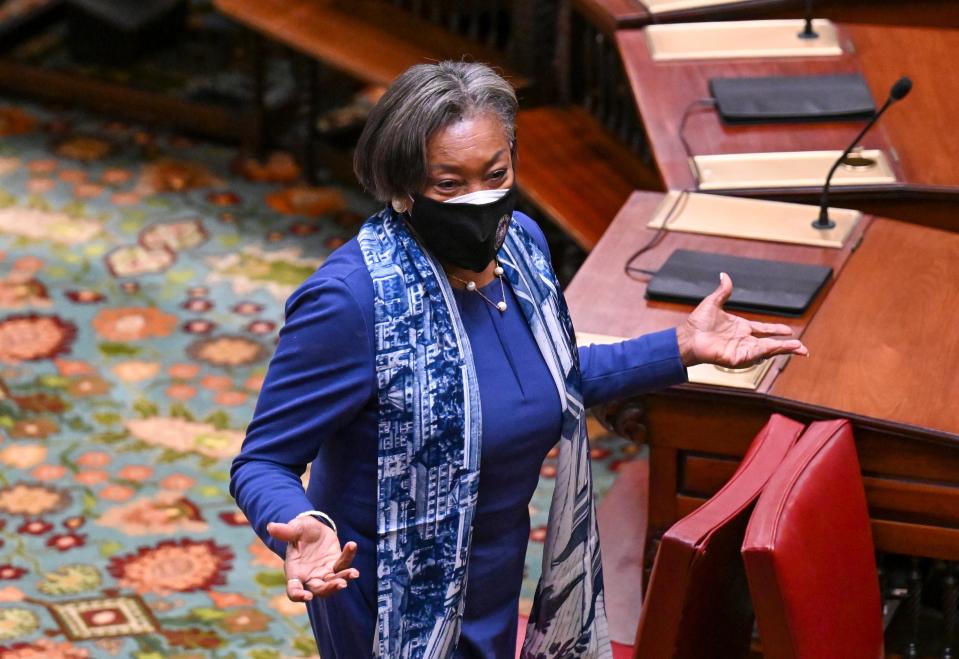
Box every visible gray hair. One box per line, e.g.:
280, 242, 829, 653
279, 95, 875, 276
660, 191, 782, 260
353, 61, 518, 203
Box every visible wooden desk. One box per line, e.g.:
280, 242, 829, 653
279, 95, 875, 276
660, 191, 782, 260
575, 0, 959, 32
616, 23, 959, 231
566, 191, 867, 351
214, 0, 526, 89
566, 191, 959, 574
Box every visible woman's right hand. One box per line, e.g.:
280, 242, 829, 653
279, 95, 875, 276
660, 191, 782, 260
267, 516, 359, 602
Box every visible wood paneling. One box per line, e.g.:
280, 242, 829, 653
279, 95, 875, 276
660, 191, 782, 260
515, 107, 662, 249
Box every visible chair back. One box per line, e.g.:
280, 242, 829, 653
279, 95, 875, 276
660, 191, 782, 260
741, 419, 883, 659
634, 413, 805, 659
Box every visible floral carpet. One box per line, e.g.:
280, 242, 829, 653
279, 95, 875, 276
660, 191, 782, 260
0, 99, 639, 658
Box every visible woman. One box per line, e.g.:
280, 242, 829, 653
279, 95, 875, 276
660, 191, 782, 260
230, 61, 807, 659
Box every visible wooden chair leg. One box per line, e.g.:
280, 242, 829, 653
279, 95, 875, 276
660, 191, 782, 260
944, 562, 958, 659
906, 557, 923, 659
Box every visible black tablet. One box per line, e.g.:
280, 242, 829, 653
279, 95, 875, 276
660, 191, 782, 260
646, 249, 832, 316
709, 73, 876, 124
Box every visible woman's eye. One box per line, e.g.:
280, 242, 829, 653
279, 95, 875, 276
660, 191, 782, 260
436, 180, 459, 191
489, 170, 507, 180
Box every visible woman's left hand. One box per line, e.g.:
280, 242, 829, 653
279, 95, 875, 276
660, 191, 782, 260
676, 272, 809, 368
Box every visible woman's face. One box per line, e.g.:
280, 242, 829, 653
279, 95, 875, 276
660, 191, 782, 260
421, 113, 514, 202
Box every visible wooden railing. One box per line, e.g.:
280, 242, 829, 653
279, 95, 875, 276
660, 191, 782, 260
562, 1, 652, 160
385, 0, 512, 51
373, 0, 557, 84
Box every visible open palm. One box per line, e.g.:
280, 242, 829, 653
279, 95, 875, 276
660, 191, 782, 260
267, 517, 359, 602
677, 273, 809, 368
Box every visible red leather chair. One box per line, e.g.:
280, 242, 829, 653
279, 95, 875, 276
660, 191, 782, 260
633, 414, 805, 659
741, 419, 883, 659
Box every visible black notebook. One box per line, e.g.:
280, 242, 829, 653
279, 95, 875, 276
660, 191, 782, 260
709, 73, 876, 124
646, 250, 832, 316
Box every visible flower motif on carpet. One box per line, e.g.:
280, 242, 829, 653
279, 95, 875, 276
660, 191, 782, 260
0, 443, 47, 469
136, 158, 221, 194
0, 314, 76, 362
97, 492, 207, 536
0, 277, 50, 309
0, 565, 28, 580
109, 360, 160, 383
0, 208, 101, 245
125, 416, 245, 459
103, 244, 175, 277
64, 289, 106, 304
0, 638, 91, 658
53, 135, 114, 162
186, 335, 266, 369
0, 608, 39, 641
91, 307, 178, 342
37, 564, 103, 596
205, 245, 320, 300
265, 185, 346, 216
107, 539, 234, 596
139, 220, 208, 253
0, 482, 71, 516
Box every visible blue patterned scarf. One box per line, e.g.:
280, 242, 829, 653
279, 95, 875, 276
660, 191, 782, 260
358, 207, 610, 658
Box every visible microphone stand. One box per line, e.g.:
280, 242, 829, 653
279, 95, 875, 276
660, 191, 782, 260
813, 96, 894, 230
798, 0, 818, 39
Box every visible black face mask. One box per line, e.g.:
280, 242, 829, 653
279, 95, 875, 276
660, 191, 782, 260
406, 187, 516, 273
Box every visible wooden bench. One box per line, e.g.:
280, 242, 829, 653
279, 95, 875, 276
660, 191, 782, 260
213, 0, 528, 89
516, 106, 661, 250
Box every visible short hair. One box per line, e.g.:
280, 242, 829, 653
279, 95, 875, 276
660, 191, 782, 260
353, 61, 518, 203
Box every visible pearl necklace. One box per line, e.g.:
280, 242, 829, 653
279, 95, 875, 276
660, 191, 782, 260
450, 265, 507, 312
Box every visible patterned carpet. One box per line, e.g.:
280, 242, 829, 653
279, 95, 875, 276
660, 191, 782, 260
0, 99, 639, 657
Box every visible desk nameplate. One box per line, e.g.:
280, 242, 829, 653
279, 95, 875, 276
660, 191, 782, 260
647, 191, 861, 248
576, 332, 773, 390
693, 149, 897, 191
645, 20, 842, 62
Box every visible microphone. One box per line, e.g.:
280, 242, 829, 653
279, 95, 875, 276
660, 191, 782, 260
798, 0, 817, 39
813, 76, 912, 230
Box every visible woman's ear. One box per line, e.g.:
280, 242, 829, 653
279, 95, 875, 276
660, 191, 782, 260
391, 197, 410, 213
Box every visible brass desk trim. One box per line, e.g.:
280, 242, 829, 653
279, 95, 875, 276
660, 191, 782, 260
645, 19, 842, 62
647, 191, 861, 248
693, 149, 897, 191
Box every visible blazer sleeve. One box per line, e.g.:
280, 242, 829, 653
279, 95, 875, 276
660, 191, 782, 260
230, 274, 375, 557
512, 211, 688, 408
578, 329, 688, 408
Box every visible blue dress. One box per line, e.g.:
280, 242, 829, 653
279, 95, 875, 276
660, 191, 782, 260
230, 213, 687, 658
